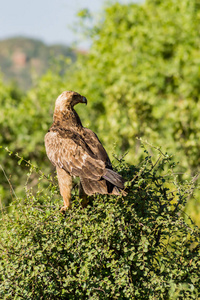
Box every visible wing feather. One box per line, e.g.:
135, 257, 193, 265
45, 130, 105, 180
82, 128, 112, 167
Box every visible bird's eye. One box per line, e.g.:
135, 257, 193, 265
73, 94, 79, 99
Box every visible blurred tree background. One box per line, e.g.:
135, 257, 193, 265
0, 0, 200, 224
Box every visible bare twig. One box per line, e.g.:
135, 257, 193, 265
0, 164, 17, 199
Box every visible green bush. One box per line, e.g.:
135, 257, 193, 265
66, 0, 200, 168
0, 146, 199, 299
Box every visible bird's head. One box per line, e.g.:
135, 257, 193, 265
55, 91, 87, 111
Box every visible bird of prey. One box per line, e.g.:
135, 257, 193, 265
45, 91, 126, 210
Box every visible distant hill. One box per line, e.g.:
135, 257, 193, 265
0, 37, 77, 90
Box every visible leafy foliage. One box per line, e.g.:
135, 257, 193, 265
69, 0, 200, 173
0, 147, 200, 299
1, 1, 200, 221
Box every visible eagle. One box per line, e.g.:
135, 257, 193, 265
45, 91, 126, 211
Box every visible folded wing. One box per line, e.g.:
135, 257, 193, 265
45, 127, 125, 195
45, 129, 106, 181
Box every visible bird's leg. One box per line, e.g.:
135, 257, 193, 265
56, 167, 72, 211
79, 182, 89, 208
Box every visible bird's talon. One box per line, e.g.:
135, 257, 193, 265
60, 206, 71, 213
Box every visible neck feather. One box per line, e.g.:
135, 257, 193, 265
53, 107, 83, 128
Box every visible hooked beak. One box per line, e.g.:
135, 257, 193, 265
82, 96, 87, 105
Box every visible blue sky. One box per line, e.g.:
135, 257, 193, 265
0, 0, 141, 48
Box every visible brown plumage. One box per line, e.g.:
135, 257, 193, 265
45, 91, 126, 210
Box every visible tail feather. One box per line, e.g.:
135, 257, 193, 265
80, 169, 126, 196
80, 177, 108, 195
103, 168, 125, 189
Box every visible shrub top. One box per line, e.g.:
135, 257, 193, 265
0, 146, 200, 299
